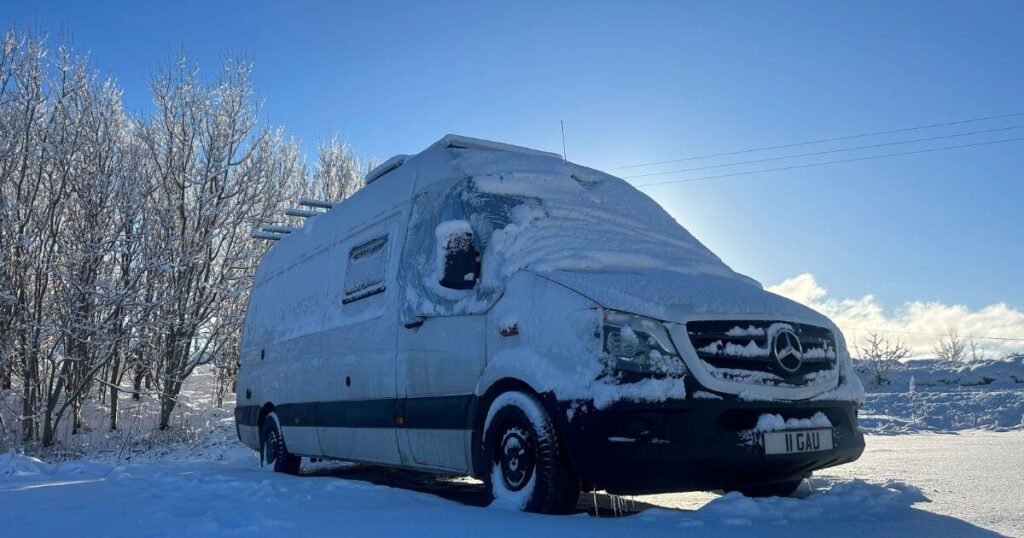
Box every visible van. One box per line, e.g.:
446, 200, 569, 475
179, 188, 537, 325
234, 134, 865, 514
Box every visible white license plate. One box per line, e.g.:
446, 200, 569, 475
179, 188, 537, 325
763, 428, 833, 455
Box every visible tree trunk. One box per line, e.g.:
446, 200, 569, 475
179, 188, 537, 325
158, 379, 183, 430
159, 394, 174, 430
108, 358, 121, 431
132, 368, 143, 400
21, 360, 35, 442
41, 406, 54, 447
71, 399, 82, 435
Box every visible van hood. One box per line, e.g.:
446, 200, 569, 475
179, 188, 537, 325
539, 269, 834, 328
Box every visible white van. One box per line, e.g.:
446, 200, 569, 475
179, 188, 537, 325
235, 135, 865, 513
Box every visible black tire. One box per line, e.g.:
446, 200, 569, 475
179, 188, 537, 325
260, 411, 300, 475
483, 391, 580, 514
738, 478, 803, 498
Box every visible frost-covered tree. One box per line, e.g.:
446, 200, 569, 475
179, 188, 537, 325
856, 331, 913, 386
0, 27, 371, 449
934, 328, 967, 364
138, 56, 290, 429
310, 136, 366, 202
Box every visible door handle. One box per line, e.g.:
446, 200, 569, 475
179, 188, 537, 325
404, 318, 424, 329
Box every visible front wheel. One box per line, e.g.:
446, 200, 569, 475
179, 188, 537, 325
260, 411, 300, 475
483, 391, 580, 514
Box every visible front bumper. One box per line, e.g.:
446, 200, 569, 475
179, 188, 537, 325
552, 396, 865, 495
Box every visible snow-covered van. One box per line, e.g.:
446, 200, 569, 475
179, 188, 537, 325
235, 135, 865, 513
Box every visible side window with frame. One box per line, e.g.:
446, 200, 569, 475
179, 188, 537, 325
342, 234, 389, 305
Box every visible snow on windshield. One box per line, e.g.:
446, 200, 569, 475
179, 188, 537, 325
468, 168, 737, 281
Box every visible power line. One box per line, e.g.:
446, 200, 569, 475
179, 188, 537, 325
634, 135, 1024, 188
623, 124, 1024, 179
840, 326, 1024, 343
604, 111, 1024, 171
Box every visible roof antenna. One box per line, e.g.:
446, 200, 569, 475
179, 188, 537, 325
560, 120, 567, 161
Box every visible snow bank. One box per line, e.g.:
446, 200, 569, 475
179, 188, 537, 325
0, 451, 113, 483
669, 479, 927, 527
859, 389, 1024, 434
852, 356, 1024, 434
0, 452, 54, 482
855, 356, 1024, 391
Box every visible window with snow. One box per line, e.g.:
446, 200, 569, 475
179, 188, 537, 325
343, 235, 389, 305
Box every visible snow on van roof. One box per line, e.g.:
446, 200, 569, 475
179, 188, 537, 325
435, 134, 563, 159
365, 134, 562, 185
365, 154, 409, 184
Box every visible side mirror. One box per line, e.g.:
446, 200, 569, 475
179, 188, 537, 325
438, 224, 481, 290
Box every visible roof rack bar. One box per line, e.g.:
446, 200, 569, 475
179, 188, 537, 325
298, 198, 334, 209
366, 154, 409, 184
251, 232, 282, 241
261, 225, 297, 234
285, 208, 318, 218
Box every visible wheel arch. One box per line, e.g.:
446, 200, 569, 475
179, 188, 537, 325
257, 402, 276, 431
469, 377, 562, 480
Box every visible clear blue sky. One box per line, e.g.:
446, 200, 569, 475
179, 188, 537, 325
8, 1, 1024, 312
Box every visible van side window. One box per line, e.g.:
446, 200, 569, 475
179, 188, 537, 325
343, 235, 389, 304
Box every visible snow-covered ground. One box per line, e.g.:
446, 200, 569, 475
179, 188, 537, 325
2, 362, 1021, 536
1, 431, 1016, 537
854, 357, 1024, 435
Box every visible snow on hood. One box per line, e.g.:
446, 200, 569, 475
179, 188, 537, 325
540, 268, 833, 326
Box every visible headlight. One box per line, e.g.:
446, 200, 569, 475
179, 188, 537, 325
602, 310, 686, 375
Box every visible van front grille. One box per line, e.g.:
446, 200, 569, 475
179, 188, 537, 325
685, 320, 837, 386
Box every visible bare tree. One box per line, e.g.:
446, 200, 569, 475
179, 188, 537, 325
139, 55, 291, 430
967, 337, 986, 362
0, 27, 372, 450
309, 136, 366, 202
856, 331, 913, 386
934, 328, 967, 363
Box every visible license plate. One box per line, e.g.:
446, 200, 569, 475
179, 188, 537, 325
763, 428, 833, 455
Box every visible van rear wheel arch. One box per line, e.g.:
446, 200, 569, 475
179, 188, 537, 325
257, 402, 276, 431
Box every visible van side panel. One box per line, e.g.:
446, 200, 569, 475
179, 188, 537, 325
236, 246, 331, 455
316, 211, 406, 465
397, 315, 486, 472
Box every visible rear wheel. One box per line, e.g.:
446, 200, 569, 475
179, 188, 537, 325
483, 391, 580, 514
738, 478, 804, 498
260, 411, 300, 475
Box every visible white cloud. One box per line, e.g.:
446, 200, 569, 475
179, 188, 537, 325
766, 273, 1024, 359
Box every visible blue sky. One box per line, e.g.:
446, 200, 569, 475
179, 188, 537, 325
7, 1, 1024, 318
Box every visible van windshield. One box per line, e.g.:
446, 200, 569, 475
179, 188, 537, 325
458, 172, 736, 280
399, 165, 742, 321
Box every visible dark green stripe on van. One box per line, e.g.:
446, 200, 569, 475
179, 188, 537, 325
235, 394, 477, 430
